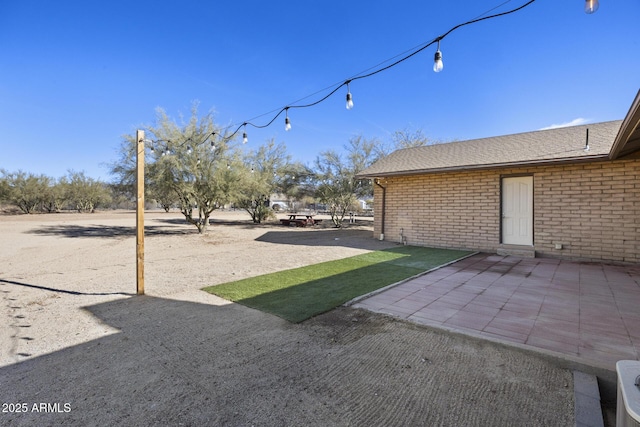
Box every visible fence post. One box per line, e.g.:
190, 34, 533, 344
136, 130, 145, 295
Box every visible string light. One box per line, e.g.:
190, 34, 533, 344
284, 108, 291, 131
433, 39, 443, 73
143, 0, 596, 152
217, 0, 540, 142
346, 81, 354, 110
584, 0, 599, 14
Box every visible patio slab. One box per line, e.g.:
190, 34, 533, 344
353, 253, 640, 371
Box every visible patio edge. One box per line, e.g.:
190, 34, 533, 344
343, 251, 480, 307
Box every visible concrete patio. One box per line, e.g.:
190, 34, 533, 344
353, 253, 640, 371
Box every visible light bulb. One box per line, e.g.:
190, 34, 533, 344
346, 92, 354, 110
187, 146, 192, 154
433, 50, 443, 73
285, 116, 291, 131
584, 0, 599, 13
242, 124, 248, 144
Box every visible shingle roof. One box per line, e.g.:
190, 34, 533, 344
357, 120, 623, 178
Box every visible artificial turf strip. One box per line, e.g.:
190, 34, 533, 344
203, 246, 473, 323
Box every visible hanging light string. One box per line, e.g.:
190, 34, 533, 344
230, 2, 524, 133
349, 0, 536, 82
147, 130, 222, 154
148, 0, 553, 150
221, 0, 538, 141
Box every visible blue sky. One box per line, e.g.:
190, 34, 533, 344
1, 1, 638, 181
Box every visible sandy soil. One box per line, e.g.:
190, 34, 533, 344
0, 210, 574, 426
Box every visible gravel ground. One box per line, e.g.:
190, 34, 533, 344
0, 210, 574, 426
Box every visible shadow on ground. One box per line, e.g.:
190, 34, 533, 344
210, 246, 473, 323
154, 217, 257, 229
255, 228, 396, 251
26, 223, 194, 238
0, 279, 135, 297
0, 295, 574, 426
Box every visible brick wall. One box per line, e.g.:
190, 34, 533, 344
373, 158, 640, 263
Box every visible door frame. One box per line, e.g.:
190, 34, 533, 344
500, 174, 534, 246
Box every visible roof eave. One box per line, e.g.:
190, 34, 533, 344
609, 89, 640, 160
356, 154, 610, 179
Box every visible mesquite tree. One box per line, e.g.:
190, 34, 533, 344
237, 139, 291, 223
149, 108, 242, 232
65, 171, 112, 212
111, 105, 241, 233
313, 136, 379, 227
0, 170, 49, 213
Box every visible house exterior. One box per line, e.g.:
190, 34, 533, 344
357, 91, 640, 263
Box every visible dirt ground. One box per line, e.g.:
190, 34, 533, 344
0, 210, 574, 426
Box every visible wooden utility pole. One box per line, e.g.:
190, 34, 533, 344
136, 130, 145, 295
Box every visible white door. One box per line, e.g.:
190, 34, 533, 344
502, 176, 533, 245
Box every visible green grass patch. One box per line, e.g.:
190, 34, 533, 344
203, 246, 472, 323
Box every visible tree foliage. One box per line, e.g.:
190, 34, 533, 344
2, 118, 437, 222
0, 170, 48, 213
65, 171, 112, 212
41, 176, 67, 213
0, 169, 110, 213
314, 136, 379, 227
236, 139, 292, 223
391, 127, 432, 149
270, 161, 315, 213
310, 129, 434, 226
111, 105, 243, 233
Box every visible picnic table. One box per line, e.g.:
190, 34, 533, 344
279, 214, 322, 227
